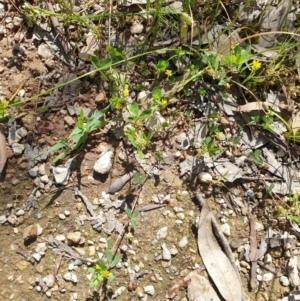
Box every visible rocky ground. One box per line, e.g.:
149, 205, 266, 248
1, 0, 300, 301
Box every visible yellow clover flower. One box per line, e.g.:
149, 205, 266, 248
1, 100, 9, 108
251, 60, 262, 72
161, 99, 168, 109
115, 103, 123, 110
122, 84, 129, 97
102, 270, 111, 279
165, 69, 172, 77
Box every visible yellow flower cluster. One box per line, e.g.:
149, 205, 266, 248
160, 99, 168, 109
122, 84, 129, 97
115, 103, 123, 110
251, 60, 262, 71
165, 69, 172, 77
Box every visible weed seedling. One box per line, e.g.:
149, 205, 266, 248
47, 108, 107, 163
88, 239, 120, 288
198, 137, 221, 157
125, 208, 139, 228
248, 149, 263, 166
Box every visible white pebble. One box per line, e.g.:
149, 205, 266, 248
280, 276, 290, 286
157, 227, 168, 239
178, 236, 188, 248
144, 285, 155, 296
262, 273, 273, 282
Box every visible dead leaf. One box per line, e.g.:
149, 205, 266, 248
187, 274, 221, 301
197, 194, 243, 301
290, 111, 300, 135
233, 101, 290, 113
0, 130, 7, 174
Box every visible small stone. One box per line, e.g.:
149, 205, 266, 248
28, 166, 39, 178
59, 213, 66, 220
40, 174, 49, 183
32, 253, 42, 262
176, 212, 185, 220
63, 272, 78, 284
157, 227, 168, 239
131, 22, 144, 34
89, 246, 96, 256
52, 166, 70, 185
64, 116, 75, 126
262, 273, 273, 282
23, 224, 43, 243
11, 178, 20, 186
264, 253, 272, 264
38, 164, 46, 176
16, 209, 25, 216
35, 242, 47, 253
178, 236, 188, 248
64, 210, 70, 216
112, 286, 126, 298
93, 151, 114, 174
38, 44, 54, 59
7, 215, 17, 225
0, 215, 7, 224
161, 243, 172, 261
220, 223, 231, 236
280, 276, 290, 286
45, 291, 51, 297
255, 222, 264, 231
95, 92, 106, 103
13, 16, 23, 27
144, 285, 155, 296
12, 143, 25, 155
198, 172, 213, 183
67, 231, 82, 245
55, 234, 66, 241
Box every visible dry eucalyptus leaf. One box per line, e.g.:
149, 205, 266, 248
187, 274, 221, 301
0, 130, 7, 174
197, 195, 243, 301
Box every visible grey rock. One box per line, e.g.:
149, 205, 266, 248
112, 286, 126, 298
64, 116, 75, 126
32, 253, 42, 262
59, 213, 66, 220
52, 166, 70, 185
161, 243, 172, 261
11, 178, 20, 186
43, 274, 55, 288
17, 127, 27, 138
63, 272, 78, 284
13, 16, 23, 27
93, 151, 113, 174
144, 285, 155, 296
178, 236, 188, 248
38, 44, 54, 59
40, 174, 49, 183
220, 223, 231, 236
67, 231, 81, 245
0, 215, 7, 224
280, 276, 290, 287
12, 143, 25, 156
28, 166, 39, 178
64, 210, 70, 216
157, 227, 168, 239
38, 164, 46, 175
16, 209, 25, 216
35, 242, 47, 253
7, 215, 17, 225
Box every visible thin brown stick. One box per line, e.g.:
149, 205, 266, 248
45, 2, 69, 55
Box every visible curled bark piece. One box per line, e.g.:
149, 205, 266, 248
106, 171, 134, 194
0, 130, 7, 174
